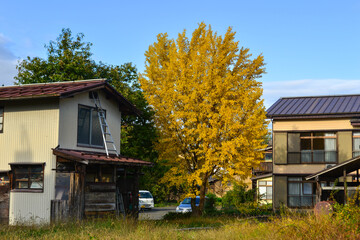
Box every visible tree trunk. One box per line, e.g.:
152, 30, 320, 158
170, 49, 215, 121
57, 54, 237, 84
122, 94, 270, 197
191, 178, 207, 217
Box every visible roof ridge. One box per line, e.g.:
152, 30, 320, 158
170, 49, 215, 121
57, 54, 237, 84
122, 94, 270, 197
267, 94, 360, 118
281, 93, 360, 99
0, 79, 107, 89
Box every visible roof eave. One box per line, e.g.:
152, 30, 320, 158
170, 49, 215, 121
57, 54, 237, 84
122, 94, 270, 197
0, 94, 60, 101
267, 113, 360, 120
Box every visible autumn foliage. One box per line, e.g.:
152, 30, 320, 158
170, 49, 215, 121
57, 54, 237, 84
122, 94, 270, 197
139, 23, 268, 215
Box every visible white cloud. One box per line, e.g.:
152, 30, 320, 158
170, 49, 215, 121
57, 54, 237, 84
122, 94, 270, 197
262, 79, 360, 109
0, 33, 18, 86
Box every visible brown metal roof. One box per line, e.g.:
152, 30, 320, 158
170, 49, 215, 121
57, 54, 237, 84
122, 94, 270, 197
0, 79, 105, 100
267, 94, 360, 119
0, 79, 141, 115
53, 148, 153, 167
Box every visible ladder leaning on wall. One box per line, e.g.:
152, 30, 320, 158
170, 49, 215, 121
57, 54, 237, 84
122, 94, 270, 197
91, 91, 119, 157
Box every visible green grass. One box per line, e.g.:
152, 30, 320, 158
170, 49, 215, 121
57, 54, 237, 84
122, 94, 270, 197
1, 211, 360, 240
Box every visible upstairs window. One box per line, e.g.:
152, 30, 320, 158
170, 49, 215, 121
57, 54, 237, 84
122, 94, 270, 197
288, 132, 337, 164
0, 106, 3, 133
10, 164, 44, 192
77, 105, 104, 147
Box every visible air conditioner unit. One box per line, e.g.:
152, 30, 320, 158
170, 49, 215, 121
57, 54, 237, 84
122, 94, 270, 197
325, 164, 336, 169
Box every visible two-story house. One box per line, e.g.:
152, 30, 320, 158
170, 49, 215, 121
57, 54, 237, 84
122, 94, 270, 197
0, 79, 151, 224
267, 95, 360, 210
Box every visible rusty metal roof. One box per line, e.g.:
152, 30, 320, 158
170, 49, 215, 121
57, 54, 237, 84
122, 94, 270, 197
53, 148, 153, 166
0, 79, 140, 115
0, 79, 106, 100
267, 95, 360, 119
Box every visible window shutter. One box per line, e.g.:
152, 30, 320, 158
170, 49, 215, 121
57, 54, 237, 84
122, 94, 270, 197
274, 132, 287, 164
288, 133, 300, 164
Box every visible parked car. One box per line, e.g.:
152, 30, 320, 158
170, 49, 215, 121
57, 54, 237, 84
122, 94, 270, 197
139, 190, 154, 210
176, 196, 202, 213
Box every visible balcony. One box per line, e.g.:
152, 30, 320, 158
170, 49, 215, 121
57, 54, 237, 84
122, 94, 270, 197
253, 162, 273, 175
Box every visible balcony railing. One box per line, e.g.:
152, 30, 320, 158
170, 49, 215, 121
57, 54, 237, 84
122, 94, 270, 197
253, 162, 273, 174
288, 151, 337, 164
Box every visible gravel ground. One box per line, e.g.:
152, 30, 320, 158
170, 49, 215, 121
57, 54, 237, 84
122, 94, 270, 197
138, 207, 176, 220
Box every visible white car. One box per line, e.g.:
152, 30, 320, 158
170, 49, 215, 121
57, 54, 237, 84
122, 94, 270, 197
139, 190, 154, 210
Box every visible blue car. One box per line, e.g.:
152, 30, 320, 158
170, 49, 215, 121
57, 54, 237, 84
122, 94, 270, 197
176, 196, 201, 213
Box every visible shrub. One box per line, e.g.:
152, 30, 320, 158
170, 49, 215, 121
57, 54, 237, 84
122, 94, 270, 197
332, 190, 360, 233
222, 184, 256, 209
204, 193, 219, 212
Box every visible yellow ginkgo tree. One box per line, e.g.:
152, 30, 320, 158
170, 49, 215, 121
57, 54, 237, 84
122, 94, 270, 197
139, 23, 268, 216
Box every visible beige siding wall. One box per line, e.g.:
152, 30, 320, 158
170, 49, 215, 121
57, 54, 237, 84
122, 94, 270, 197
0, 99, 59, 224
59, 91, 121, 154
274, 132, 287, 164
338, 131, 352, 163
273, 119, 354, 131
273, 164, 326, 174
273, 175, 287, 209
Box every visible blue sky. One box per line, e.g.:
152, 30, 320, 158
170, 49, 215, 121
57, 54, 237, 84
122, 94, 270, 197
0, 0, 359, 107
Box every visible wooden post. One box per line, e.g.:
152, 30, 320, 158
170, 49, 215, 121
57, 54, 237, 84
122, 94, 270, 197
344, 168, 347, 205
123, 167, 128, 212
357, 169, 360, 206
80, 165, 86, 220
315, 176, 321, 204
69, 164, 86, 220
113, 166, 117, 183
69, 172, 75, 218
133, 168, 139, 218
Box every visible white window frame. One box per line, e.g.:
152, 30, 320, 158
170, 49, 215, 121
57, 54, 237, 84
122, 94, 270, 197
258, 180, 272, 200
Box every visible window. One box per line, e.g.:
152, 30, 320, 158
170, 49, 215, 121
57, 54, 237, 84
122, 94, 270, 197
288, 132, 337, 164
288, 177, 315, 207
265, 152, 272, 161
258, 180, 272, 200
353, 132, 360, 157
10, 164, 44, 191
77, 105, 104, 147
0, 106, 3, 133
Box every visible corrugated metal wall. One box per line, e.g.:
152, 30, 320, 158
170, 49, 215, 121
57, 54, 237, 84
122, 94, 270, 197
0, 99, 59, 224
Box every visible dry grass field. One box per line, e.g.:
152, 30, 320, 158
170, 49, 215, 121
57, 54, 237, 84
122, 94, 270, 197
1, 210, 360, 240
